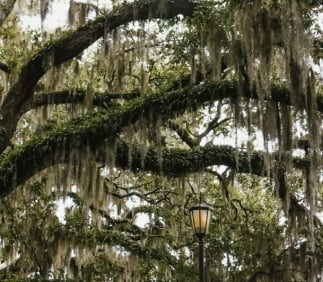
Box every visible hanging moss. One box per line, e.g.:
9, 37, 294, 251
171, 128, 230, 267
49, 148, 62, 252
0, 80, 321, 197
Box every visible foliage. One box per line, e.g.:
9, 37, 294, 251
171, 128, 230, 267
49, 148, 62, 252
0, 0, 321, 281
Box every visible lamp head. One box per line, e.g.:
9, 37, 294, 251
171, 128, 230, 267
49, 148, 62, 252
189, 202, 213, 238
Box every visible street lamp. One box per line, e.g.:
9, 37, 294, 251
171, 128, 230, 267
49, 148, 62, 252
190, 202, 213, 282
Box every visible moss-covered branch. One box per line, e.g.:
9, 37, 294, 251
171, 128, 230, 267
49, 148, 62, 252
20, 89, 140, 114
0, 138, 310, 198
0, 0, 197, 154
20, 78, 323, 119
0, 81, 315, 197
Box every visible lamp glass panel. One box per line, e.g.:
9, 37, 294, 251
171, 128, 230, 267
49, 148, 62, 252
190, 208, 211, 235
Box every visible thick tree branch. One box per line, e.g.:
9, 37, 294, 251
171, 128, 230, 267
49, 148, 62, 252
0, 81, 316, 196
19, 80, 323, 118
0, 0, 197, 153
20, 90, 140, 113
0, 138, 311, 198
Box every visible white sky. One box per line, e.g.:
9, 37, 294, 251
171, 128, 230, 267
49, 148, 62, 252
19, 0, 114, 31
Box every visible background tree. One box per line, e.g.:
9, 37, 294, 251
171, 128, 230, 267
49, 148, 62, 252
0, 0, 322, 281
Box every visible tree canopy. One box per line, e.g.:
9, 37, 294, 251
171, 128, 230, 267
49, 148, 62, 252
0, 0, 322, 281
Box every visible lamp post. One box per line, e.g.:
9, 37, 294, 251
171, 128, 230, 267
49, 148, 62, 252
190, 202, 213, 282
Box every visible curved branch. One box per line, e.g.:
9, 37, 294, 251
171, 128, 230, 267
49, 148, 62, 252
0, 0, 197, 153
0, 135, 310, 197
0, 81, 316, 196
20, 89, 140, 113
